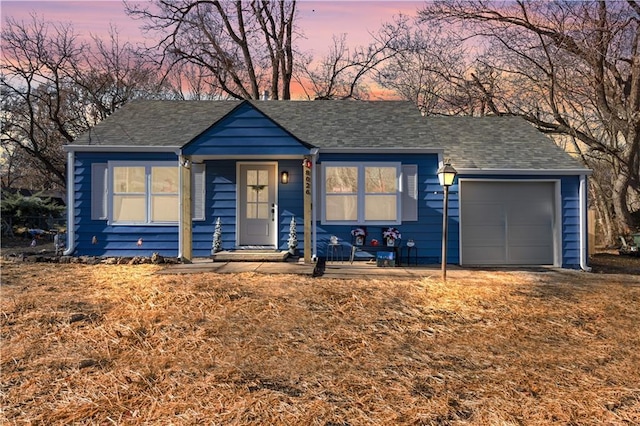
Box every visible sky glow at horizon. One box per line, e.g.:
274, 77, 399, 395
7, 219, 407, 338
2, 1, 422, 56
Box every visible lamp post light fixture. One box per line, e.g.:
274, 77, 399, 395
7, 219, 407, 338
437, 160, 458, 281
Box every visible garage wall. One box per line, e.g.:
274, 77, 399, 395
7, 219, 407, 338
458, 175, 582, 268
460, 181, 557, 265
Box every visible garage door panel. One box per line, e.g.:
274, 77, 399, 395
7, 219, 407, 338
462, 203, 503, 225
508, 224, 552, 242
464, 225, 505, 241
461, 181, 555, 266
464, 247, 506, 265
509, 245, 553, 264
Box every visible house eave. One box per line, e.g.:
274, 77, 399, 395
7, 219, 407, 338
458, 168, 592, 176
64, 145, 181, 153
188, 154, 310, 162
320, 147, 443, 154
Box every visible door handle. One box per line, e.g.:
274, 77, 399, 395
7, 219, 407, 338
271, 203, 276, 222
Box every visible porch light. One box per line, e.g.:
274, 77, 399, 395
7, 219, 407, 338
281, 171, 289, 184
437, 161, 458, 187
437, 160, 457, 282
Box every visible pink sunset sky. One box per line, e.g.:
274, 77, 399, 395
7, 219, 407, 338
1, 1, 423, 56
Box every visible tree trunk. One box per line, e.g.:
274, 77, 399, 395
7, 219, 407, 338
611, 171, 633, 235
591, 180, 615, 247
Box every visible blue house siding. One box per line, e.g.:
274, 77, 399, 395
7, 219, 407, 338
560, 175, 582, 268
183, 103, 311, 157
457, 174, 583, 268
277, 159, 306, 251
314, 152, 456, 264
72, 151, 179, 257
191, 159, 307, 257
192, 160, 236, 257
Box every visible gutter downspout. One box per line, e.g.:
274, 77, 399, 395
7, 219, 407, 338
63, 150, 76, 255
311, 148, 320, 260
579, 174, 592, 272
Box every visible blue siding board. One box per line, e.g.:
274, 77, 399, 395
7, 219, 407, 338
183, 103, 310, 157
193, 160, 236, 257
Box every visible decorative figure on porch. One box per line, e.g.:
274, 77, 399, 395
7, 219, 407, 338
212, 217, 222, 254
288, 217, 298, 255
351, 227, 367, 246
383, 227, 401, 246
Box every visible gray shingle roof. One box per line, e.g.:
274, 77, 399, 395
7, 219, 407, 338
253, 100, 429, 149
70, 100, 587, 171
428, 116, 586, 170
70, 100, 429, 149
72, 101, 242, 147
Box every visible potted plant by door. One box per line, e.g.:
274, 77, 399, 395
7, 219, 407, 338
383, 227, 401, 247
351, 227, 367, 246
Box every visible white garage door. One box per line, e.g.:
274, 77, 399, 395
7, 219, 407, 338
460, 181, 556, 266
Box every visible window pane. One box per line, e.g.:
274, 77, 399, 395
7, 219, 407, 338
326, 167, 357, 193
151, 167, 178, 194
257, 187, 268, 202
365, 167, 397, 193
247, 187, 257, 202
113, 195, 146, 222
151, 195, 179, 222
247, 204, 257, 219
365, 195, 397, 221
256, 203, 269, 219
114, 167, 145, 193
247, 170, 257, 186
326, 195, 357, 221
257, 170, 268, 186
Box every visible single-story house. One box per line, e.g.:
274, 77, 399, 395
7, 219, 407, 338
64, 100, 591, 269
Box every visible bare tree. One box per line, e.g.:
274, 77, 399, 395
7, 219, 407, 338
375, 15, 480, 114
1, 16, 167, 189
74, 27, 168, 124
125, 0, 297, 100
1, 17, 84, 187
416, 0, 640, 244
295, 19, 404, 101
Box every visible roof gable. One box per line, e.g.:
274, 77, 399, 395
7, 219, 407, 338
182, 102, 314, 156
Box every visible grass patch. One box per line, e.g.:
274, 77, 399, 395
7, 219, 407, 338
1, 261, 639, 424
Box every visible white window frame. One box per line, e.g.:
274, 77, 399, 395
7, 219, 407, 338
108, 161, 179, 225
321, 162, 402, 225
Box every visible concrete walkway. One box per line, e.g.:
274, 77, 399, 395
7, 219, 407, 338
158, 259, 448, 280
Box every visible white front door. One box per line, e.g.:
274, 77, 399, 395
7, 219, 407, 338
238, 163, 277, 246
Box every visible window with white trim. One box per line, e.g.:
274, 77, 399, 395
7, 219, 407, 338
109, 162, 179, 224
322, 162, 402, 225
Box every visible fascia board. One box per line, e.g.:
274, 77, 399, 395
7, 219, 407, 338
64, 145, 181, 153
320, 148, 443, 154
458, 168, 592, 176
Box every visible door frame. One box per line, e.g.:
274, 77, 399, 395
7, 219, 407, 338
236, 161, 279, 247
458, 178, 562, 267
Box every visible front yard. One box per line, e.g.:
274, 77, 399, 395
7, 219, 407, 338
1, 261, 639, 425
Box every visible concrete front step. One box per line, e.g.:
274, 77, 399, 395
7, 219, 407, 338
213, 250, 290, 262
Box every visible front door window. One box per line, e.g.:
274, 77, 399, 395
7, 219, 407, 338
246, 169, 270, 219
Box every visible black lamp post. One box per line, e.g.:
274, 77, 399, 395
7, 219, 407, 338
437, 160, 458, 281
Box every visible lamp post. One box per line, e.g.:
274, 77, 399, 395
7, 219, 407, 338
437, 160, 458, 281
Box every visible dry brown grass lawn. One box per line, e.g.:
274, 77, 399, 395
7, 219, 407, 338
1, 261, 639, 425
